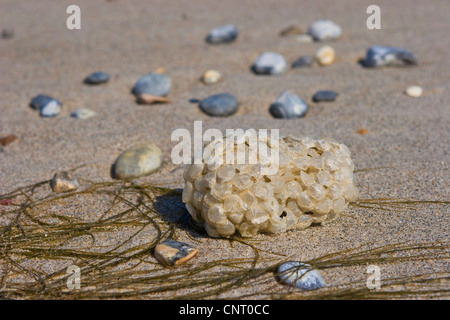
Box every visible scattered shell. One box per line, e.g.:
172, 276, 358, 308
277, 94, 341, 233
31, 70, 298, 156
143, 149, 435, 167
295, 34, 313, 43
155, 67, 166, 74
154, 240, 199, 266
356, 129, 369, 135
182, 135, 357, 238
70, 108, 96, 119
276, 262, 326, 290
202, 70, 222, 85
405, 86, 423, 97
0, 134, 17, 147
112, 143, 163, 180
136, 94, 171, 104
50, 171, 79, 193
315, 46, 335, 66
279, 25, 304, 37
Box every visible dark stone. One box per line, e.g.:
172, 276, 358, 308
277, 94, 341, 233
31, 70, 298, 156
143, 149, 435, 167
199, 93, 239, 117
312, 90, 338, 102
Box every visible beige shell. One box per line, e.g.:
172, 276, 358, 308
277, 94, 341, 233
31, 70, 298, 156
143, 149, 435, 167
182, 135, 357, 237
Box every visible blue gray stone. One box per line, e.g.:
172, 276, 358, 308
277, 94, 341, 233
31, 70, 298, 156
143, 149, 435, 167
292, 56, 313, 68
199, 93, 238, 117
362, 46, 419, 67
30, 94, 61, 110
206, 24, 238, 44
84, 71, 110, 85
269, 91, 308, 119
113, 143, 163, 180
307, 20, 342, 41
312, 90, 338, 102
131, 73, 171, 97
40, 100, 62, 117
252, 52, 287, 75
276, 261, 326, 290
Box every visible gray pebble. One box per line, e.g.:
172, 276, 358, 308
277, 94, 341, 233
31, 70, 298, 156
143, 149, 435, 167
84, 71, 110, 85
50, 171, 79, 193
292, 56, 313, 68
269, 91, 308, 119
131, 73, 171, 97
30, 94, 61, 110
276, 261, 326, 290
362, 46, 419, 67
307, 20, 342, 41
206, 24, 238, 44
199, 93, 239, 117
312, 90, 338, 102
113, 143, 163, 180
1, 29, 14, 39
252, 52, 287, 75
70, 108, 96, 119
40, 100, 61, 117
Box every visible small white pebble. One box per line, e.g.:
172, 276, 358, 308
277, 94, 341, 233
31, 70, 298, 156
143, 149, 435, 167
405, 85, 423, 97
202, 70, 222, 85
315, 46, 335, 66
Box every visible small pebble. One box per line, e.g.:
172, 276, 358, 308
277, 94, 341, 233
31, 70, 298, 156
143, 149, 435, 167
136, 94, 170, 104
362, 46, 419, 67
1, 29, 14, 39
0, 134, 17, 147
269, 90, 308, 119
154, 240, 199, 266
84, 71, 110, 85
50, 171, 79, 193
307, 20, 342, 41
202, 70, 222, 85
199, 93, 239, 117
206, 24, 238, 44
312, 90, 338, 102
131, 73, 171, 97
356, 129, 369, 135
292, 56, 313, 68
30, 94, 61, 110
405, 85, 423, 97
113, 143, 163, 180
279, 25, 304, 37
276, 261, 326, 290
295, 34, 313, 43
252, 52, 287, 75
315, 46, 335, 66
70, 108, 96, 119
40, 100, 61, 117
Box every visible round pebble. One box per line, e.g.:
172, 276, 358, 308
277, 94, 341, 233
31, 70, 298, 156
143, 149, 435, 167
307, 20, 342, 41
279, 25, 304, 37
199, 93, 238, 117
312, 90, 338, 102
50, 171, 79, 193
405, 86, 422, 97
269, 90, 308, 119
131, 73, 171, 97
84, 71, 110, 85
315, 46, 335, 66
292, 56, 313, 68
362, 46, 419, 68
113, 143, 163, 180
276, 261, 326, 290
202, 70, 222, 85
206, 24, 238, 44
252, 52, 287, 75
70, 108, 96, 119
295, 34, 313, 43
30, 94, 61, 110
40, 100, 61, 117
154, 240, 198, 266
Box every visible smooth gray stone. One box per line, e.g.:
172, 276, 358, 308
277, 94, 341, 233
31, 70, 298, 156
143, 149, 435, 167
84, 71, 110, 84
362, 46, 419, 67
30, 94, 61, 110
292, 56, 313, 68
40, 100, 61, 117
199, 93, 239, 117
206, 24, 238, 44
312, 90, 338, 102
276, 261, 326, 290
269, 91, 308, 119
307, 20, 342, 41
252, 52, 287, 75
113, 143, 163, 180
131, 73, 171, 97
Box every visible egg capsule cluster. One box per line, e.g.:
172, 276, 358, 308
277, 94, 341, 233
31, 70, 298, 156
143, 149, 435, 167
182, 134, 357, 237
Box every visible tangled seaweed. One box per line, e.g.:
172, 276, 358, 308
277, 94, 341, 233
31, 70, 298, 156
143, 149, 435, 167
0, 167, 448, 299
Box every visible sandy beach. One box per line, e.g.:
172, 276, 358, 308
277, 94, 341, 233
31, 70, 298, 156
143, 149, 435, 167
0, 0, 449, 300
